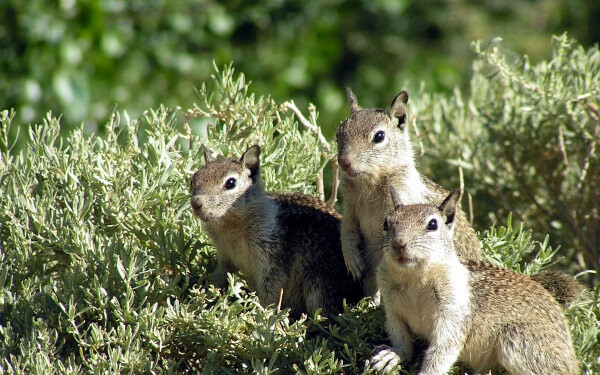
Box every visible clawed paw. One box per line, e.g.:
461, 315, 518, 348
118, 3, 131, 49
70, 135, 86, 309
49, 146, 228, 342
345, 253, 366, 280
369, 345, 403, 373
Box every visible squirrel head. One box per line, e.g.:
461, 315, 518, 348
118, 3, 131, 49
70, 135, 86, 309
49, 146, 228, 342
382, 187, 461, 269
336, 89, 413, 180
190, 145, 262, 222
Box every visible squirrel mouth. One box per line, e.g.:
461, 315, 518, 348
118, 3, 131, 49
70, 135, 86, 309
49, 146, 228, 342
340, 165, 365, 178
395, 253, 416, 265
192, 209, 220, 222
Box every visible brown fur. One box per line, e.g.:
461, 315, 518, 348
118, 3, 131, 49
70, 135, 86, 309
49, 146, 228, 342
190, 145, 363, 318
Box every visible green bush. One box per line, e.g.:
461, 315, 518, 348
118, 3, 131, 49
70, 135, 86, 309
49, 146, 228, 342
1, 63, 598, 373
2, 0, 598, 139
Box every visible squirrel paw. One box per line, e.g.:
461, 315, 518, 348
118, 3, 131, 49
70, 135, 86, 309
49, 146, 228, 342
344, 252, 366, 280
370, 345, 403, 373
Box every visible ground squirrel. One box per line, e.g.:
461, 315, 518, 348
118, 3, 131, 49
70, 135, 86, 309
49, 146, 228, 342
336, 89, 583, 307
371, 188, 579, 374
190, 145, 363, 318
336, 89, 482, 298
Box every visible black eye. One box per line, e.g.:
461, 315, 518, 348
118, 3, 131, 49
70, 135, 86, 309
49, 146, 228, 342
383, 218, 389, 231
426, 219, 438, 231
372, 130, 385, 143
224, 177, 237, 190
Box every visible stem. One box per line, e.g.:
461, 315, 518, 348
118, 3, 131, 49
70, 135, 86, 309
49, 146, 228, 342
281, 101, 331, 153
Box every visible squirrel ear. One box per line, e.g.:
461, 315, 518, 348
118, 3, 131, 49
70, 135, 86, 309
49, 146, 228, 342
439, 189, 462, 226
387, 90, 409, 126
202, 146, 215, 163
346, 87, 359, 112
240, 145, 261, 180
389, 186, 403, 209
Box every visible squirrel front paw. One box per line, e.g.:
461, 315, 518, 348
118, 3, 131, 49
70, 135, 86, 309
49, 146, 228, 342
370, 345, 404, 373
343, 251, 366, 280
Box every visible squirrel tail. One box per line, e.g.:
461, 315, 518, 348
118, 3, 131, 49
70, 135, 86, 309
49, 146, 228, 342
530, 271, 586, 308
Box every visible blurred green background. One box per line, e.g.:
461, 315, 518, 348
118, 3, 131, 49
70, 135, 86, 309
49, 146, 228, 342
2, 0, 599, 138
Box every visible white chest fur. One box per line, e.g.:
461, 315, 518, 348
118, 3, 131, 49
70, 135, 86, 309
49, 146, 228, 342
353, 168, 429, 266
204, 201, 279, 289
379, 260, 471, 342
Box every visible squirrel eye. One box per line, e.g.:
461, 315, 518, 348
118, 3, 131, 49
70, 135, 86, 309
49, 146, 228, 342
224, 177, 237, 190
383, 218, 389, 231
426, 219, 438, 231
372, 130, 385, 143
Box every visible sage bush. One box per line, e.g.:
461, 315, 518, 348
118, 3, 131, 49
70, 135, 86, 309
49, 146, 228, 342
1, 62, 598, 373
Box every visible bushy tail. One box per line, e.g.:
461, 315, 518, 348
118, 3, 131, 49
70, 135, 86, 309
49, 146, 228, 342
530, 272, 586, 308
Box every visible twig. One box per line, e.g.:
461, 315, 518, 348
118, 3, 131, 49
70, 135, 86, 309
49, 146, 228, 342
316, 170, 325, 201
327, 156, 340, 207
411, 115, 425, 159
282, 101, 331, 153
277, 288, 284, 312
457, 154, 465, 191
584, 102, 600, 121
282, 100, 336, 204
468, 192, 474, 226
457, 155, 473, 225
576, 137, 596, 191
558, 126, 569, 173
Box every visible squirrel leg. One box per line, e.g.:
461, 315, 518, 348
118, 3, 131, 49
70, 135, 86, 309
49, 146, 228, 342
210, 257, 234, 289
417, 317, 466, 375
257, 267, 288, 307
340, 211, 366, 280
370, 313, 413, 373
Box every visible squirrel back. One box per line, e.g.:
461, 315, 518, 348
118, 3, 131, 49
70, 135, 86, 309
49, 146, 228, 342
190, 145, 363, 318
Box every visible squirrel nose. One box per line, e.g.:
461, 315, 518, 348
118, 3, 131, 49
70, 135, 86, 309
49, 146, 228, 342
338, 155, 351, 170
190, 197, 202, 211
391, 238, 407, 252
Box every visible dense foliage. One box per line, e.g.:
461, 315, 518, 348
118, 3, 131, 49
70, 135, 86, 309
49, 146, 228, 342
1, 62, 599, 373
2, 0, 599, 137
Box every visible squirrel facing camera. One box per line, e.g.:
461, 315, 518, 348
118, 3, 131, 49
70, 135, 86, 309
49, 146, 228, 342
372, 190, 579, 375
382, 188, 461, 268
337, 89, 413, 180
190, 145, 262, 222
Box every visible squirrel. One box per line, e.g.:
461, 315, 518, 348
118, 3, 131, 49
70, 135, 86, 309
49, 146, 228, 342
190, 144, 363, 318
370, 187, 579, 375
336, 88, 583, 307
336, 88, 482, 298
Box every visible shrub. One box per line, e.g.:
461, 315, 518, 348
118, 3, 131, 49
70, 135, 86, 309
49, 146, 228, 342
1, 63, 598, 373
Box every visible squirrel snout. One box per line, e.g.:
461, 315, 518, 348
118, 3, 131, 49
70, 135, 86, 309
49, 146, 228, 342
338, 155, 352, 171
190, 197, 203, 211
390, 238, 407, 252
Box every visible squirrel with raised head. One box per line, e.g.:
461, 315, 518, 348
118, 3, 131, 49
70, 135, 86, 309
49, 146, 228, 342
370, 187, 579, 375
190, 144, 363, 318
336, 89, 582, 307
